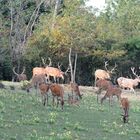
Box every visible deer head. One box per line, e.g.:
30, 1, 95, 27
104, 61, 117, 74
12, 67, 27, 81
41, 57, 52, 67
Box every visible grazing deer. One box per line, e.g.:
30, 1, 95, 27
117, 67, 140, 93
38, 82, 50, 106
12, 67, 27, 82
101, 84, 122, 106
26, 74, 46, 93
120, 97, 129, 123
49, 83, 64, 110
96, 79, 113, 103
94, 61, 117, 86
70, 82, 83, 100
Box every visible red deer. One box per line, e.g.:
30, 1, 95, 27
117, 67, 140, 93
41, 57, 68, 83
26, 74, 46, 93
12, 67, 27, 82
120, 97, 129, 123
94, 61, 117, 86
101, 84, 122, 106
70, 82, 83, 100
68, 94, 80, 106
95, 79, 113, 103
32, 67, 46, 76
38, 83, 50, 106
49, 83, 64, 110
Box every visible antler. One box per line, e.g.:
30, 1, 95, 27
65, 65, 71, 75
21, 67, 26, 74
131, 67, 139, 78
104, 61, 109, 71
57, 62, 62, 70
12, 67, 19, 76
110, 63, 117, 73
41, 57, 52, 67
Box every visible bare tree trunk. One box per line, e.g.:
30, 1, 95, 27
69, 48, 74, 83
73, 53, 77, 83
51, 0, 61, 29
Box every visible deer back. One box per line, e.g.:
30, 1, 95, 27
45, 67, 64, 79
95, 69, 110, 80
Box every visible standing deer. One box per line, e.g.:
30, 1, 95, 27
41, 57, 66, 83
49, 83, 64, 110
101, 84, 122, 106
94, 61, 117, 86
38, 82, 50, 106
12, 67, 27, 82
95, 79, 113, 103
117, 67, 140, 93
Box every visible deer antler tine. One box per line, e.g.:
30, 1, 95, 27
48, 57, 52, 66
104, 61, 109, 71
131, 67, 139, 78
12, 67, 18, 76
21, 67, 26, 74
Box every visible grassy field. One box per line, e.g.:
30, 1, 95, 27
0, 81, 140, 140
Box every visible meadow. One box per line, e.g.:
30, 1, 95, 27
0, 81, 140, 140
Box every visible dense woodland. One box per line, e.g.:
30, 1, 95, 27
0, 0, 140, 85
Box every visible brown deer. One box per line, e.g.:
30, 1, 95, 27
49, 83, 64, 110
101, 84, 122, 106
41, 57, 67, 83
117, 67, 140, 93
70, 82, 83, 100
94, 61, 117, 86
38, 82, 50, 106
12, 67, 27, 82
26, 74, 46, 93
95, 79, 113, 103
120, 97, 129, 123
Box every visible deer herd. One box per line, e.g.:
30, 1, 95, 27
12, 59, 140, 123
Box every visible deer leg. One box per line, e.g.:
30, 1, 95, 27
61, 97, 64, 110
52, 96, 55, 106
97, 89, 101, 103
57, 97, 59, 107
101, 95, 106, 105
109, 96, 113, 106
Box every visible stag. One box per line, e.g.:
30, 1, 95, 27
12, 67, 27, 82
117, 67, 140, 93
94, 61, 117, 86
41, 57, 68, 83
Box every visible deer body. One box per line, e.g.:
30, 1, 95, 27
32, 67, 46, 76
70, 82, 82, 100
101, 84, 122, 106
120, 97, 129, 123
49, 84, 64, 110
96, 79, 112, 103
94, 62, 117, 86
117, 77, 140, 93
45, 66, 64, 82
39, 83, 50, 106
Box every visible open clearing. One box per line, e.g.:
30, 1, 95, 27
0, 81, 140, 140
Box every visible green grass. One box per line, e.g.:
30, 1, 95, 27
0, 85, 140, 140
